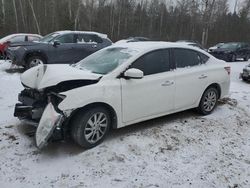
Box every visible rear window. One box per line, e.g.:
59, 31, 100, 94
77, 34, 103, 44
174, 49, 209, 68
10, 36, 25, 43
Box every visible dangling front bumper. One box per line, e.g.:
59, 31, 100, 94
35, 103, 65, 149
14, 89, 67, 149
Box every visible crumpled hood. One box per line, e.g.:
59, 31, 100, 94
20, 64, 102, 90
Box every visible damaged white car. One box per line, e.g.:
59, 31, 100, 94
14, 42, 231, 149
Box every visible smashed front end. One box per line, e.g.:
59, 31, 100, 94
14, 64, 101, 149
14, 87, 67, 148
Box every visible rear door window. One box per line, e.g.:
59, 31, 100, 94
130, 49, 170, 75
28, 36, 40, 42
77, 34, 102, 44
174, 49, 208, 68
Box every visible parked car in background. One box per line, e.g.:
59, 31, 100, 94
115, 37, 151, 44
209, 42, 250, 62
14, 42, 230, 149
208, 43, 224, 52
7, 31, 112, 69
240, 63, 250, 82
0, 33, 41, 59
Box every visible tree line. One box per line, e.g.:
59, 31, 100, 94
1, 0, 250, 47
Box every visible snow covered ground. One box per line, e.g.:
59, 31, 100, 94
0, 60, 249, 188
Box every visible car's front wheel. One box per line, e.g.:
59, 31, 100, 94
230, 54, 236, 62
71, 107, 111, 149
198, 87, 219, 115
26, 55, 45, 69
0, 52, 3, 60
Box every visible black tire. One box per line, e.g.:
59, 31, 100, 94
244, 55, 249, 61
71, 107, 111, 149
26, 55, 45, 69
230, 54, 236, 62
0, 52, 3, 60
242, 77, 248, 82
197, 87, 219, 115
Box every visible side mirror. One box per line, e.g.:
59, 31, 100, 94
124, 68, 144, 79
5, 41, 11, 44
53, 40, 61, 47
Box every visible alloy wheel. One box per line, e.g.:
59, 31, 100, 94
84, 112, 108, 144
203, 90, 217, 112
30, 58, 43, 67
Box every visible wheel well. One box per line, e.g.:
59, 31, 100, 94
67, 102, 118, 129
206, 83, 221, 98
24, 51, 47, 63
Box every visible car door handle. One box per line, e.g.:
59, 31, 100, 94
199, 74, 208, 79
162, 80, 174, 86
92, 44, 97, 48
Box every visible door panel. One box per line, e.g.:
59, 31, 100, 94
53, 44, 76, 64
173, 48, 209, 110
174, 66, 208, 110
121, 72, 175, 123
121, 49, 175, 123
50, 34, 76, 64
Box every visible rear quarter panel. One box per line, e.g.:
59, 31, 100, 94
203, 59, 230, 99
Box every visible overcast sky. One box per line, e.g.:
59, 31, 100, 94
228, 0, 241, 12
229, 0, 236, 11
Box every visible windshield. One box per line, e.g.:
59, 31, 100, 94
220, 43, 240, 49
216, 43, 224, 47
75, 47, 138, 75
40, 33, 60, 43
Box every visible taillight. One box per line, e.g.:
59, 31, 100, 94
224, 66, 231, 75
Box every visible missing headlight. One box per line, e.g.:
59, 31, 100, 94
48, 92, 66, 108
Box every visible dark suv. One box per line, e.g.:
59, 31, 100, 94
209, 42, 250, 62
7, 31, 112, 69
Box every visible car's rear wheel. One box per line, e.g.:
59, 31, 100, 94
26, 55, 45, 69
197, 87, 219, 115
242, 77, 248, 82
244, 55, 249, 61
71, 107, 111, 149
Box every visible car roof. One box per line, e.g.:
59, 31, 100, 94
112, 41, 207, 53
0, 33, 42, 43
54, 30, 108, 39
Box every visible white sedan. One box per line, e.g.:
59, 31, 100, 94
14, 42, 231, 149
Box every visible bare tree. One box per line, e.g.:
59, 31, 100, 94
28, 0, 41, 34
1, 0, 5, 27
201, 0, 216, 46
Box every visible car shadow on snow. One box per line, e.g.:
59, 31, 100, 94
17, 109, 202, 157
16, 122, 84, 156
5, 66, 25, 74
0, 60, 25, 73
107, 110, 199, 142
15, 99, 235, 157
16, 95, 236, 157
